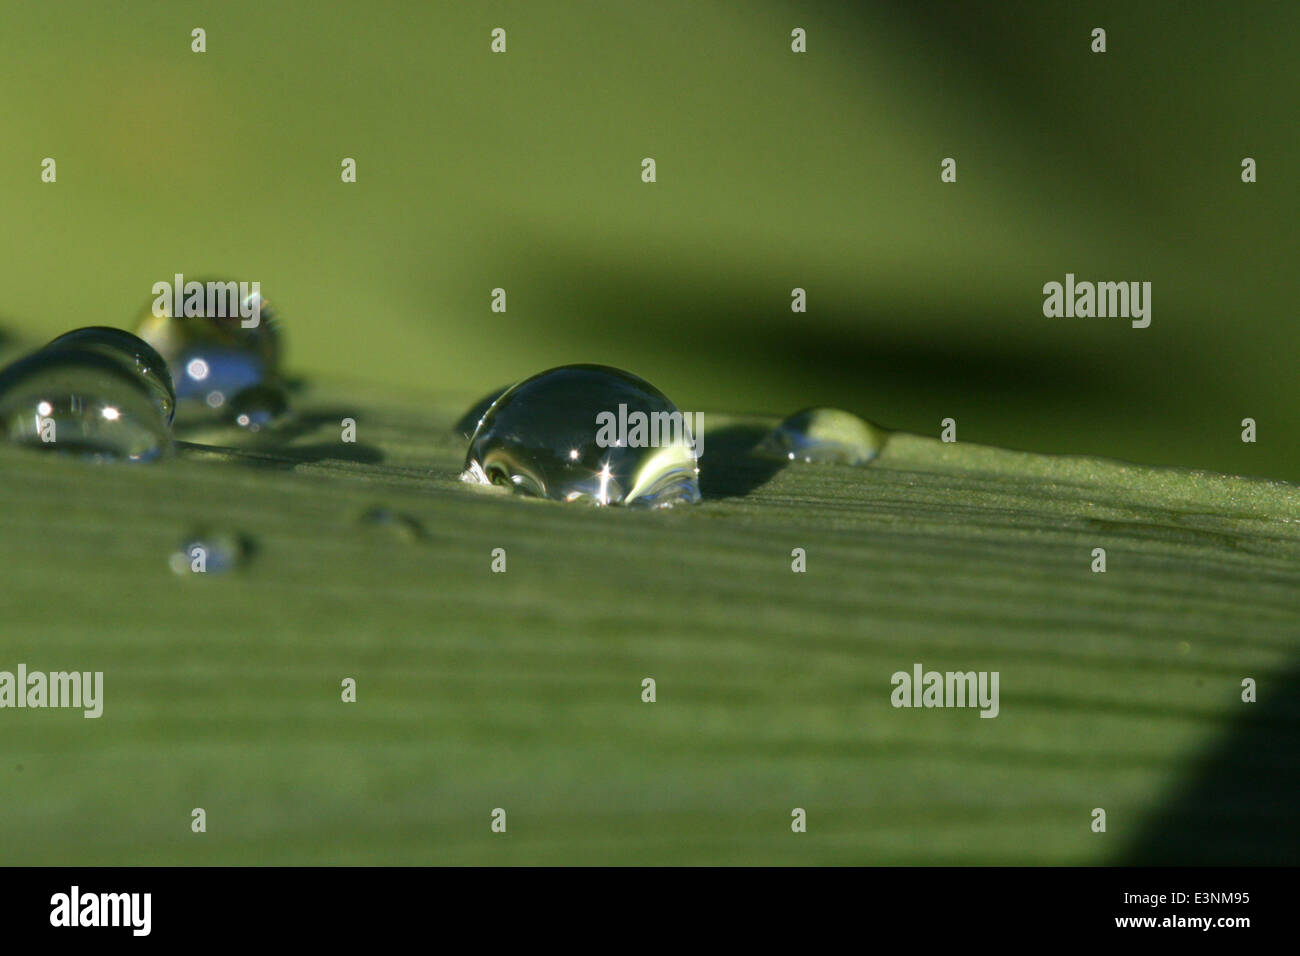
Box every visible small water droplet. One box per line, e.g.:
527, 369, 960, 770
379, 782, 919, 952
357, 506, 428, 541
169, 529, 253, 575
754, 407, 887, 465
45, 326, 176, 426
0, 347, 172, 461
461, 364, 700, 508
228, 383, 290, 432
136, 283, 284, 421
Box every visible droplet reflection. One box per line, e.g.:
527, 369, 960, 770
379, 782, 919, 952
461, 364, 700, 508
0, 348, 171, 461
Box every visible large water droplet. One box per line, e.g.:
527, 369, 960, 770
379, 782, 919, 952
45, 326, 176, 426
461, 364, 700, 508
754, 407, 886, 465
136, 282, 284, 420
0, 347, 172, 461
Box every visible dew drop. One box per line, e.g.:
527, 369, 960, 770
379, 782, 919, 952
136, 283, 284, 421
0, 347, 172, 461
461, 364, 700, 508
357, 506, 428, 541
45, 326, 176, 426
169, 529, 253, 575
228, 383, 290, 432
754, 407, 887, 465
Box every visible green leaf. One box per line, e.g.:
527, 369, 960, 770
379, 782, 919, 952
1, 387, 1296, 864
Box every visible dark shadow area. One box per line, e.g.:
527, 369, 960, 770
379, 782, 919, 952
237, 531, 259, 562
511, 246, 1139, 412
1122, 662, 1300, 864
260, 441, 386, 465
769, 329, 1100, 409
453, 385, 510, 439
485, 240, 1300, 480
174, 404, 387, 470
525, 265, 1148, 467
175, 406, 387, 466
698, 424, 785, 500
178, 440, 385, 469
176, 441, 386, 471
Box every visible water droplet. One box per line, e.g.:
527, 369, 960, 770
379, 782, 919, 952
136, 283, 284, 420
0, 347, 172, 461
357, 506, 428, 541
45, 326, 176, 426
754, 407, 887, 465
169, 529, 252, 575
228, 383, 290, 432
461, 364, 700, 508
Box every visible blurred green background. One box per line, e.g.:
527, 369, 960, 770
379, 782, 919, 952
1, 0, 1296, 477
